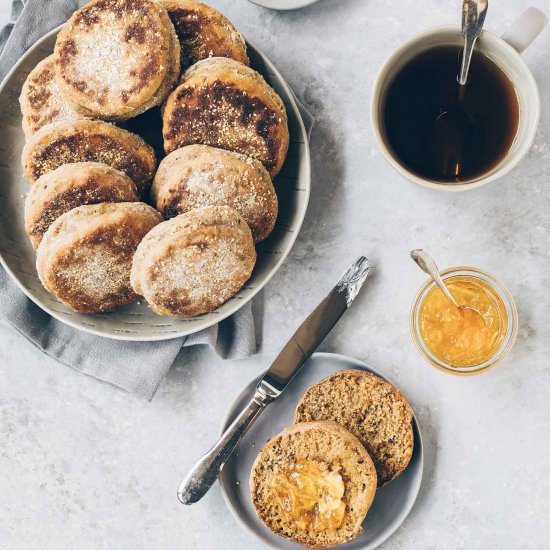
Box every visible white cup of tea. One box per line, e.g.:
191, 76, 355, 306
371, 7, 548, 191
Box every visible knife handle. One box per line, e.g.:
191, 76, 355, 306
177, 382, 276, 505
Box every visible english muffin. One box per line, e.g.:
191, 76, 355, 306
22, 118, 156, 196
25, 162, 139, 249
36, 202, 161, 313
250, 421, 377, 548
162, 57, 289, 177
152, 145, 277, 242
294, 369, 415, 486
19, 55, 80, 139
131, 205, 256, 316
159, 0, 248, 71
54, 0, 180, 120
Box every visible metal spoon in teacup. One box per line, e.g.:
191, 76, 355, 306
410, 249, 484, 322
459, 0, 489, 86
432, 0, 488, 179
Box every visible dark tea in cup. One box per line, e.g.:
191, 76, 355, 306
381, 45, 520, 183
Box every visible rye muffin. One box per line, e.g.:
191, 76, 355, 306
162, 57, 289, 177
54, 0, 180, 120
131, 205, 256, 316
36, 202, 161, 313
25, 162, 139, 249
152, 144, 277, 242
22, 118, 156, 196
250, 421, 378, 548
19, 55, 80, 139
295, 369, 415, 486
160, 0, 248, 71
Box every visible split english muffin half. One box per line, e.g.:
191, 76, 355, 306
294, 369, 415, 486
250, 421, 377, 548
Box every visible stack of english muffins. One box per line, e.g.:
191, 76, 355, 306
251, 369, 415, 547
19, 0, 289, 316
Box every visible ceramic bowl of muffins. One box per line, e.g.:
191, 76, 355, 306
0, 0, 310, 339
220, 355, 423, 549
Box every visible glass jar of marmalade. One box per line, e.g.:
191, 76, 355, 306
410, 267, 518, 375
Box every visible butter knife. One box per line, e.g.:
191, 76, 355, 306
178, 256, 372, 505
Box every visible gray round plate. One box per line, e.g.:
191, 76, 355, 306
219, 352, 424, 549
0, 29, 310, 341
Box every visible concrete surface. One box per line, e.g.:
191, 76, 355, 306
1, 0, 550, 548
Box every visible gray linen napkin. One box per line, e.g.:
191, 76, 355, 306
0, 0, 261, 400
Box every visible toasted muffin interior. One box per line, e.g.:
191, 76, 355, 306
251, 421, 377, 548
295, 370, 414, 486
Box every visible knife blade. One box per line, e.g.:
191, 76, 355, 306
177, 256, 372, 505
260, 255, 371, 395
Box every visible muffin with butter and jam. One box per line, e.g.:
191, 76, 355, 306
250, 421, 377, 548
411, 267, 518, 374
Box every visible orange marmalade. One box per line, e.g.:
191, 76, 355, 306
270, 460, 346, 531
419, 276, 508, 367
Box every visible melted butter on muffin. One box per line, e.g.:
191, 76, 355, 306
270, 459, 346, 531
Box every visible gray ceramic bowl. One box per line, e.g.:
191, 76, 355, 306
0, 29, 310, 341
219, 352, 424, 549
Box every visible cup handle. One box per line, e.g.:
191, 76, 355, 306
501, 7, 548, 54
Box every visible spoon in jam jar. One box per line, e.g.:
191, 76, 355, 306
410, 249, 485, 321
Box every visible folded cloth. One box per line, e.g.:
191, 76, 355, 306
0, 0, 260, 400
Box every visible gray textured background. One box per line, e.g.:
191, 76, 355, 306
1, 0, 550, 548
